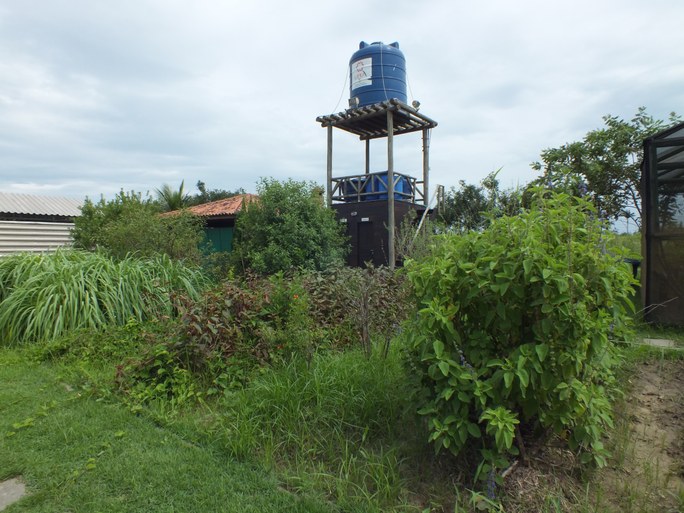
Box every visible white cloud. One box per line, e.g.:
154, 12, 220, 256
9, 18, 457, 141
0, 0, 682, 200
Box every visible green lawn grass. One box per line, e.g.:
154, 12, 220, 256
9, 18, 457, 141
3, 324, 682, 513
0, 350, 333, 513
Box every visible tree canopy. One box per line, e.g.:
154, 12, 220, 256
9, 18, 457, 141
439, 170, 522, 233
188, 180, 246, 206
531, 107, 681, 226
155, 180, 191, 212
73, 190, 204, 262
232, 178, 347, 274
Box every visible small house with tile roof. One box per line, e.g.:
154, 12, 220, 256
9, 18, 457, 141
161, 193, 256, 253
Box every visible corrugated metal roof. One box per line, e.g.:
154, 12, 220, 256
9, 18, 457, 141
162, 194, 258, 218
0, 192, 82, 217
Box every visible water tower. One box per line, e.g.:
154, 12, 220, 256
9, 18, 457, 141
316, 41, 439, 268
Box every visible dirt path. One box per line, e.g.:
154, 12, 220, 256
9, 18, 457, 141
599, 357, 684, 512
501, 355, 684, 513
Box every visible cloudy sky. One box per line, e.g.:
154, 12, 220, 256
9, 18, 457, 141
1, 0, 682, 202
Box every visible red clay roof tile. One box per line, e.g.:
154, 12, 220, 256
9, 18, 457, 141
161, 193, 257, 218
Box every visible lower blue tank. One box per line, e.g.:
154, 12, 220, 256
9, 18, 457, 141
349, 41, 407, 108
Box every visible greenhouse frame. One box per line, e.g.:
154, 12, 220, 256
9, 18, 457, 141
642, 122, 684, 325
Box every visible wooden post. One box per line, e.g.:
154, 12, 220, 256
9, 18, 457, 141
326, 125, 333, 208
422, 128, 430, 206
387, 111, 395, 269
365, 139, 370, 175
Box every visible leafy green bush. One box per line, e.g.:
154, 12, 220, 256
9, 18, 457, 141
0, 250, 206, 346
115, 342, 201, 412
404, 191, 636, 481
73, 190, 205, 262
232, 178, 347, 274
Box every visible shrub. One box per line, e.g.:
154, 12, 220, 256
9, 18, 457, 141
232, 178, 347, 274
170, 275, 307, 361
114, 273, 317, 405
404, 191, 636, 482
301, 266, 412, 353
73, 190, 205, 262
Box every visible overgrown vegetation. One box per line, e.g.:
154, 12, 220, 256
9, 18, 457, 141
404, 191, 637, 488
6, 323, 682, 512
73, 189, 205, 262
0, 250, 206, 346
17, 266, 422, 511
4, 176, 678, 511
213, 349, 421, 511
111, 267, 412, 412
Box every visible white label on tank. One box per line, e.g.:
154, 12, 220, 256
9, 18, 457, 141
351, 58, 372, 90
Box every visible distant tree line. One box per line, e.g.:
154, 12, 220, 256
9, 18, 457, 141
439, 108, 680, 232
72, 108, 680, 275
155, 180, 246, 212
72, 178, 347, 275
438, 170, 523, 233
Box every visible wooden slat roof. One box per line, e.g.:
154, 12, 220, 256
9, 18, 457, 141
316, 99, 437, 140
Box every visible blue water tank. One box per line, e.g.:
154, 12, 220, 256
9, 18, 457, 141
373, 172, 412, 201
349, 41, 407, 108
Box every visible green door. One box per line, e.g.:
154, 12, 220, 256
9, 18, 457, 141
204, 226, 234, 253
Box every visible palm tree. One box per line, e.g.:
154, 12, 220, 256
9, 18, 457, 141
155, 180, 190, 212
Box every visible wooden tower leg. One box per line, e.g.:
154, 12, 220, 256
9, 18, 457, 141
387, 111, 395, 269
326, 126, 333, 208
423, 128, 430, 206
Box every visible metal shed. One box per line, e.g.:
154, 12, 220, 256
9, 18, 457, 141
642, 122, 684, 325
0, 192, 82, 256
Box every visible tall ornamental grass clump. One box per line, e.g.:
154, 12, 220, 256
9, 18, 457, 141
404, 191, 636, 483
0, 250, 206, 346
